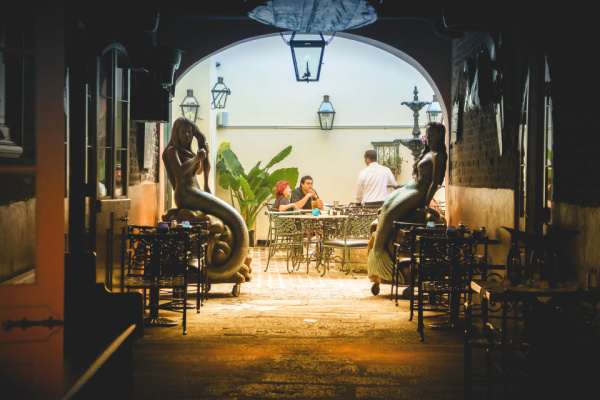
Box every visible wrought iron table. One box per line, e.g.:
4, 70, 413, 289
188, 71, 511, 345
279, 213, 348, 275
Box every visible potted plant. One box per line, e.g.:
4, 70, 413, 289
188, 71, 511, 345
380, 154, 404, 175
216, 143, 298, 246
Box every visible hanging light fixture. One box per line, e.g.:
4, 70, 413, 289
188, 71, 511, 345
211, 77, 231, 109
426, 95, 443, 124
281, 32, 332, 83
317, 95, 335, 130
180, 89, 200, 122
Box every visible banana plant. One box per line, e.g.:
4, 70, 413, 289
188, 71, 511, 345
216, 142, 298, 231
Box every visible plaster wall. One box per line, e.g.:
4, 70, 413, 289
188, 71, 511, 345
128, 183, 160, 227
448, 186, 513, 266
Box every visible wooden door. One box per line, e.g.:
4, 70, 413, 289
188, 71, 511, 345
0, 5, 66, 398
92, 45, 131, 292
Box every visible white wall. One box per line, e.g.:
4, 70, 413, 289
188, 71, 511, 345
173, 35, 441, 240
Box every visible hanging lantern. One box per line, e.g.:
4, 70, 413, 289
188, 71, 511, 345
180, 89, 200, 122
286, 32, 327, 83
317, 95, 335, 130
211, 77, 231, 109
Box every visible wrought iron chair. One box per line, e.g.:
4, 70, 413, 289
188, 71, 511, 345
169, 222, 210, 311
392, 222, 446, 306
414, 234, 479, 341
264, 210, 304, 273
124, 227, 192, 334
321, 212, 378, 277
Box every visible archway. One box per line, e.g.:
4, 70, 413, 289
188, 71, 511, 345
170, 33, 446, 242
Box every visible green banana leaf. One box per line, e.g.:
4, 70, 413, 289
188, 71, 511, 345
216, 142, 299, 231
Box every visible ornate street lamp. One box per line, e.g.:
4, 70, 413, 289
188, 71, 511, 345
180, 89, 200, 122
210, 77, 231, 109
400, 86, 430, 161
426, 95, 443, 124
282, 32, 330, 83
317, 95, 335, 130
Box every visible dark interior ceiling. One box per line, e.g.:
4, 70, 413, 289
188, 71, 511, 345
156, 1, 562, 37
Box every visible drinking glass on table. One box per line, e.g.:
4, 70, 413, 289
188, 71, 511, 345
311, 200, 317, 209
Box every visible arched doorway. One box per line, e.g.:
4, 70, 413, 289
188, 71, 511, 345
168, 34, 447, 241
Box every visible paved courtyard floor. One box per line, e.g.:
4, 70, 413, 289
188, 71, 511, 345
128, 247, 473, 400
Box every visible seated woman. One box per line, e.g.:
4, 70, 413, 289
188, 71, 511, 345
162, 117, 250, 284
367, 122, 447, 294
273, 180, 314, 212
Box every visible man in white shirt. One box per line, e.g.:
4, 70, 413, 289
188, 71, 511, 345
355, 150, 397, 207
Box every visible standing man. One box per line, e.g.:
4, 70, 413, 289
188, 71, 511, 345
355, 150, 396, 207
291, 175, 323, 210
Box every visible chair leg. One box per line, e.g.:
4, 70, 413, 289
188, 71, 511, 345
265, 244, 273, 272
182, 285, 187, 335
286, 245, 295, 274
418, 282, 424, 342
409, 268, 416, 321
321, 246, 329, 276
391, 257, 397, 303
339, 249, 346, 273
196, 266, 201, 313
464, 301, 472, 400
345, 248, 354, 277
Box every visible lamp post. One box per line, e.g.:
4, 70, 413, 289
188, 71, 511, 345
399, 86, 430, 161
211, 77, 231, 109
180, 89, 200, 123
426, 95, 443, 124
317, 95, 335, 130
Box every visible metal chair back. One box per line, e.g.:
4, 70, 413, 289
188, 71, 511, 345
264, 210, 304, 272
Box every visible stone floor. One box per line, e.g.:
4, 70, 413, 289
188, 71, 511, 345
127, 247, 479, 400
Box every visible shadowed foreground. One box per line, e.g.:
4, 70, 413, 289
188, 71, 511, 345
128, 247, 474, 400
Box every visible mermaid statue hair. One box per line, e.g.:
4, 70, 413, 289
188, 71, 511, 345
163, 117, 210, 191
413, 122, 448, 181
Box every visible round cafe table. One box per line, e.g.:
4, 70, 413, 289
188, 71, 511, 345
279, 213, 348, 274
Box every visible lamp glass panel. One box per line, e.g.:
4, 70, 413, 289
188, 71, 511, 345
180, 90, 199, 120
290, 34, 325, 82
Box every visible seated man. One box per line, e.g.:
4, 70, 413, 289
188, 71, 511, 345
355, 150, 396, 208
290, 175, 324, 210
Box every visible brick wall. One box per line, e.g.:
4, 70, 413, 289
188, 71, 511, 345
449, 31, 530, 190
451, 28, 600, 207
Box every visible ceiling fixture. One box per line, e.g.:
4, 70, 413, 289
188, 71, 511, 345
248, 0, 378, 83
210, 77, 231, 109
247, 0, 378, 33
317, 95, 335, 130
281, 32, 332, 83
180, 89, 200, 122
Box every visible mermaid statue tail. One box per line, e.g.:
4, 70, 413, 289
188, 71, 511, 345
367, 179, 428, 285
172, 185, 249, 282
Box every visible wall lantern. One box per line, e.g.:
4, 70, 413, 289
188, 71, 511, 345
180, 89, 200, 122
282, 32, 331, 83
317, 95, 335, 130
426, 95, 443, 124
210, 77, 231, 109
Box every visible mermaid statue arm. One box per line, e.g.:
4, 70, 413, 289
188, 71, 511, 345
192, 126, 212, 194
424, 152, 444, 207
165, 146, 205, 181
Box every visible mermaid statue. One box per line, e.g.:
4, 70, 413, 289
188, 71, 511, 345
367, 122, 447, 295
162, 117, 251, 288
